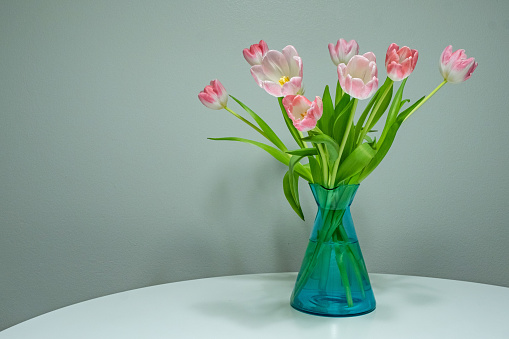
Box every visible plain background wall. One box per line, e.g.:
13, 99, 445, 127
1, 0, 508, 331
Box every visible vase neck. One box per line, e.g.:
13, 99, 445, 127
310, 184, 359, 210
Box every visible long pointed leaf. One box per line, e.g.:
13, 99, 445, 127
336, 143, 376, 184
283, 171, 304, 220
209, 137, 312, 181
332, 99, 355, 144
335, 80, 344, 106
385, 78, 408, 129
308, 156, 323, 185
358, 96, 425, 182
367, 78, 393, 130
301, 133, 340, 163
354, 92, 378, 142
230, 95, 287, 151
318, 85, 334, 135
286, 148, 318, 156
288, 154, 306, 204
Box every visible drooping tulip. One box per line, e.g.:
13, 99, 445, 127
198, 79, 228, 110
328, 39, 359, 66
282, 95, 323, 132
243, 40, 269, 66
439, 45, 477, 84
250, 45, 303, 97
385, 43, 419, 81
337, 53, 378, 100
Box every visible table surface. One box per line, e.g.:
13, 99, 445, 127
1, 273, 508, 339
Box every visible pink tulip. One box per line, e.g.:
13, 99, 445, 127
250, 45, 303, 97
282, 95, 323, 132
198, 79, 228, 110
337, 53, 378, 100
328, 39, 359, 66
385, 43, 418, 81
243, 40, 269, 66
439, 45, 478, 84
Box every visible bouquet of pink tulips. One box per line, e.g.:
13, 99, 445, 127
199, 39, 477, 220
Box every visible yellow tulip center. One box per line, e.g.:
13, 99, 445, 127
278, 76, 290, 86
298, 110, 308, 120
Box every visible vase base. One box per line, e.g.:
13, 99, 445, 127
290, 293, 376, 317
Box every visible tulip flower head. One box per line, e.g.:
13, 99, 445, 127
337, 53, 378, 100
243, 40, 269, 66
385, 43, 418, 81
328, 39, 359, 66
198, 79, 228, 110
250, 45, 303, 97
439, 45, 477, 84
282, 95, 323, 132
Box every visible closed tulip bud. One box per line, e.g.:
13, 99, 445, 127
337, 53, 378, 100
198, 80, 228, 110
439, 45, 477, 84
385, 43, 418, 81
243, 40, 269, 66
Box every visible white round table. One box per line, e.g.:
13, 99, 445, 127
1, 273, 508, 338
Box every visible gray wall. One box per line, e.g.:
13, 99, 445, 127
1, 0, 508, 331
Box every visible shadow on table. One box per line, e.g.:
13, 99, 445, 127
190, 273, 442, 330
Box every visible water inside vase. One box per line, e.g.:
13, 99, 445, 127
291, 239, 376, 317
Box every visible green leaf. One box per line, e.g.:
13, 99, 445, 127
308, 156, 323, 185
286, 148, 318, 156
302, 132, 340, 163
341, 121, 356, 163
289, 154, 305, 186
335, 93, 351, 115
332, 99, 355, 144
336, 143, 376, 184
367, 78, 393, 130
230, 95, 287, 151
283, 171, 305, 220
335, 80, 344, 106
398, 96, 425, 122
278, 97, 306, 149
385, 78, 408, 129
357, 96, 425, 182
322, 85, 335, 135
209, 137, 312, 181
354, 93, 378, 143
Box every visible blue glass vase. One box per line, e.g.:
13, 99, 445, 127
290, 184, 376, 317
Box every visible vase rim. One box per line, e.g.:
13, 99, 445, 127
309, 183, 360, 191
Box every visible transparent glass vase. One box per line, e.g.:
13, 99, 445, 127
290, 183, 376, 317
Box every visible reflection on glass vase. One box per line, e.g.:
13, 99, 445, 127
290, 183, 376, 317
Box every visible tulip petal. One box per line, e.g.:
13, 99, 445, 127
262, 81, 284, 97
250, 65, 268, 87
282, 77, 302, 96
262, 50, 290, 81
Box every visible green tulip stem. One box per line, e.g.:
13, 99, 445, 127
357, 80, 393, 147
224, 106, 268, 140
403, 80, 447, 123
316, 143, 329, 183
329, 99, 358, 187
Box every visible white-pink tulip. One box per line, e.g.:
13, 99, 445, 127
439, 45, 477, 84
198, 79, 228, 110
282, 95, 323, 132
250, 45, 303, 97
328, 39, 359, 66
243, 40, 269, 66
337, 53, 378, 100
385, 43, 418, 81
